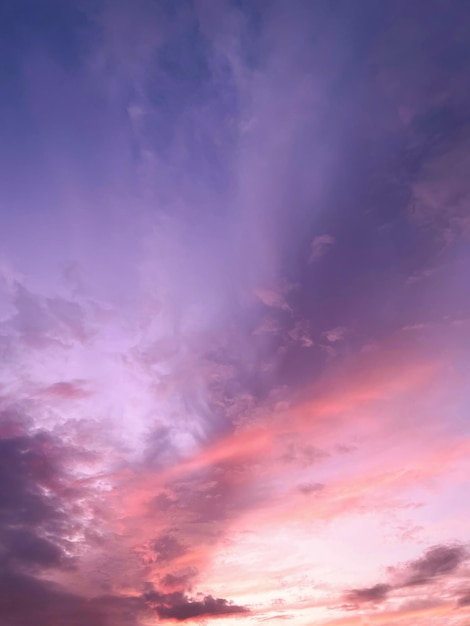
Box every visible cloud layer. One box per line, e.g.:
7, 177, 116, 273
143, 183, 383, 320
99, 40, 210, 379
1, 0, 470, 624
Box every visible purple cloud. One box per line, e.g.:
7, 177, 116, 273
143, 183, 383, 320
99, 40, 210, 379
344, 584, 392, 605
402, 545, 467, 587
145, 590, 249, 621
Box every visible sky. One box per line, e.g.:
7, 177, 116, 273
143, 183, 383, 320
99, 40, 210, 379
0, 0, 470, 624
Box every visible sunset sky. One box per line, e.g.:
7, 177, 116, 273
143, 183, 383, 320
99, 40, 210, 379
1, 1, 470, 625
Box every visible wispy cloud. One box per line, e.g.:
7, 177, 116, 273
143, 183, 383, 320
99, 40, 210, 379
309, 235, 335, 262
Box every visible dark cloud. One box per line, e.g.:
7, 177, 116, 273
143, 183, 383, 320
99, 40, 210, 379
0, 435, 246, 624
344, 584, 391, 605
342, 544, 469, 611
160, 568, 199, 590
0, 570, 147, 626
152, 534, 188, 564
145, 589, 249, 621
0, 430, 146, 625
0, 570, 97, 626
0, 527, 63, 569
402, 545, 467, 586
0, 434, 64, 528
0, 429, 154, 625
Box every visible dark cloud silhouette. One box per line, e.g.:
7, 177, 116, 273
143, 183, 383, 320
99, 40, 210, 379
344, 584, 391, 605
145, 589, 249, 621
342, 544, 469, 611
403, 544, 467, 586
0, 570, 147, 626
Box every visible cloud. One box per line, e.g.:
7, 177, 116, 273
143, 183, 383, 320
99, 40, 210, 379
0, 425, 250, 624
0, 431, 148, 625
457, 593, 470, 607
0, 434, 66, 529
288, 319, 313, 348
1, 1, 470, 624
253, 286, 294, 312
298, 482, 324, 495
410, 129, 470, 245
309, 235, 335, 262
323, 327, 346, 343
160, 568, 199, 590
0, 571, 147, 626
344, 584, 392, 605
0, 527, 63, 570
39, 381, 91, 400
152, 534, 188, 564
341, 544, 468, 612
145, 589, 249, 621
401, 544, 467, 587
